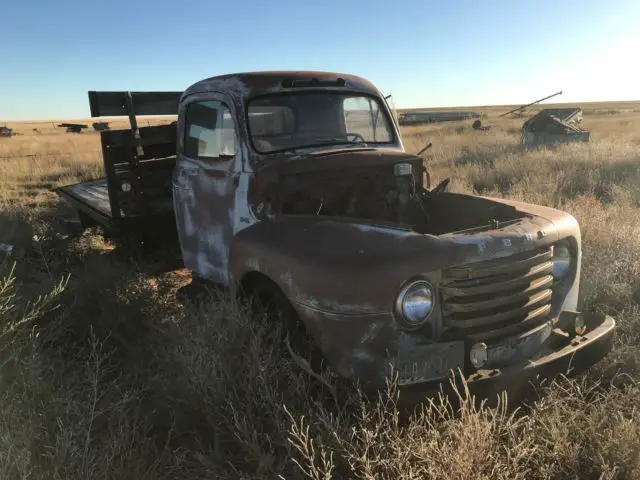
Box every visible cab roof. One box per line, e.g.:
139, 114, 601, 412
182, 71, 382, 101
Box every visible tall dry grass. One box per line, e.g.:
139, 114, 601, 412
1, 109, 640, 478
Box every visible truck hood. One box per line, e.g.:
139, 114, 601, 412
230, 197, 581, 315
258, 147, 423, 175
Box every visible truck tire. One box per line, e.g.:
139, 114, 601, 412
243, 276, 325, 373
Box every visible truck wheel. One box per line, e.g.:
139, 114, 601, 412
245, 278, 325, 373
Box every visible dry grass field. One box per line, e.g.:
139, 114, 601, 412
1, 103, 640, 479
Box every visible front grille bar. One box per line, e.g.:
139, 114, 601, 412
445, 248, 553, 280
443, 275, 553, 314
441, 246, 554, 342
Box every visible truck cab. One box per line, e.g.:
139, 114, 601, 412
172, 72, 406, 286
58, 71, 616, 404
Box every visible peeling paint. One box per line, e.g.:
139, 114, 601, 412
280, 272, 295, 292
359, 322, 383, 344
243, 257, 261, 272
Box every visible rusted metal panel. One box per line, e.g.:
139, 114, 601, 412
227, 198, 582, 388
101, 124, 176, 159
182, 71, 382, 99
172, 92, 249, 285
173, 163, 237, 284
88, 91, 181, 117
523, 131, 590, 148
522, 108, 589, 147
98, 124, 177, 220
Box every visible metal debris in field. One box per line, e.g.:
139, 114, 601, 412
522, 108, 590, 147
500, 90, 563, 118
58, 123, 88, 133
0, 126, 13, 137
472, 119, 491, 131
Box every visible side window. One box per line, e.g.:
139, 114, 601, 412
184, 100, 237, 159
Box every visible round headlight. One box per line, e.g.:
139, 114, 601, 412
395, 280, 434, 328
552, 244, 572, 280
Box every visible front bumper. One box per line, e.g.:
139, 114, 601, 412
397, 311, 616, 407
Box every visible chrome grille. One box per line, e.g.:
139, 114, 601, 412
440, 246, 554, 342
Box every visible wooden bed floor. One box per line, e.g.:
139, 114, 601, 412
59, 179, 112, 217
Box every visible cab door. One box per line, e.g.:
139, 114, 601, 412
172, 95, 239, 285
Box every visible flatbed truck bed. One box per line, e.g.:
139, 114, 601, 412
60, 179, 112, 219
56, 90, 182, 243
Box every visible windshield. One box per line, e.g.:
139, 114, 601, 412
247, 92, 395, 153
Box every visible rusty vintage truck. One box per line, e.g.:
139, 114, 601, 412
57, 71, 616, 402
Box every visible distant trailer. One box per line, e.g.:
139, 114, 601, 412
398, 111, 480, 125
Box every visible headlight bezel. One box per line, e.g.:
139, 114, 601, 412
394, 279, 435, 330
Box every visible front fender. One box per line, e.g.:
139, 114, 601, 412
229, 216, 435, 315
229, 211, 576, 315
228, 211, 581, 388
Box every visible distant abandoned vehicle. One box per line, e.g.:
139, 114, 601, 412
0, 126, 13, 137
58, 123, 88, 133
56, 71, 615, 405
522, 108, 590, 148
92, 122, 111, 131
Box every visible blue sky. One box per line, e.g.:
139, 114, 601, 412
1, 0, 638, 120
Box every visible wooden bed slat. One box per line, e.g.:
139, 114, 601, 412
62, 180, 112, 217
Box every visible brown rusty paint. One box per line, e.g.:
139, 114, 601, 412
259, 148, 422, 175
229, 204, 579, 315
227, 198, 582, 388
173, 71, 589, 390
